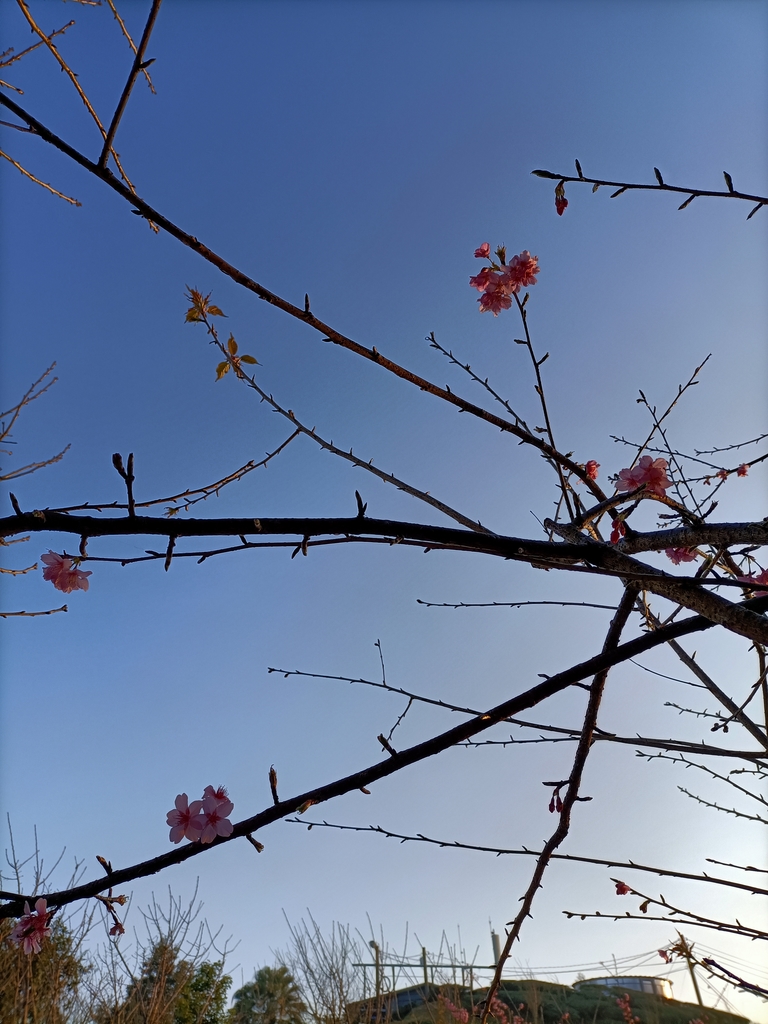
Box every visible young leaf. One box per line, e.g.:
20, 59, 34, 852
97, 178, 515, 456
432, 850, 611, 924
240, 354, 258, 364
227, 334, 238, 355
215, 361, 230, 380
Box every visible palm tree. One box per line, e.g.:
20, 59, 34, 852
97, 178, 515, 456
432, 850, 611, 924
229, 966, 306, 1024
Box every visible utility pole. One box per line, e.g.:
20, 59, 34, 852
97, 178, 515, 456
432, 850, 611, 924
370, 940, 382, 1003
421, 947, 429, 987
676, 932, 704, 1009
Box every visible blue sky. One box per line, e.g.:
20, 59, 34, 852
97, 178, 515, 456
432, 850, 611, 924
1, 0, 767, 1017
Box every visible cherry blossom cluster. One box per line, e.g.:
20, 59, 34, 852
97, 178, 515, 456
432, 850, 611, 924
665, 547, 698, 565
470, 243, 540, 315
166, 785, 234, 845
10, 897, 52, 955
615, 456, 671, 497
439, 994, 469, 1024
616, 993, 640, 1024
41, 551, 92, 593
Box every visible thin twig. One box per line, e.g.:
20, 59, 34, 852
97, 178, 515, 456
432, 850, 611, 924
99, 0, 162, 168
0, 605, 67, 618
288, 819, 768, 896
103, 0, 156, 91
0, 149, 81, 204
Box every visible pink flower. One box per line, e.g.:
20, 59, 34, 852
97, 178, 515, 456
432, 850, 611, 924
737, 464, 748, 477
665, 547, 698, 565
199, 792, 234, 844
203, 784, 231, 806
41, 551, 92, 593
478, 282, 513, 315
166, 793, 204, 844
585, 460, 600, 480
504, 250, 540, 291
658, 949, 671, 964
469, 267, 499, 292
469, 248, 540, 315
555, 196, 568, 216
615, 881, 631, 895
474, 242, 491, 259
615, 456, 672, 497
738, 568, 768, 597
716, 469, 728, 481
10, 897, 52, 955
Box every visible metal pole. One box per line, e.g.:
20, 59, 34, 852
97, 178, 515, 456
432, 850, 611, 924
422, 947, 429, 988
370, 941, 382, 1003
677, 932, 704, 1008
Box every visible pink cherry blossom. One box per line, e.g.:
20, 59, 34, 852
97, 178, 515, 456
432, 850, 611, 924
469, 267, 498, 292
615, 881, 631, 895
10, 897, 52, 955
504, 250, 539, 291
478, 282, 513, 315
665, 547, 698, 565
737, 464, 748, 477
738, 568, 768, 597
199, 793, 234, 844
474, 242, 491, 259
203, 784, 231, 806
585, 460, 600, 480
469, 248, 540, 315
615, 456, 672, 497
41, 551, 92, 593
166, 793, 204, 844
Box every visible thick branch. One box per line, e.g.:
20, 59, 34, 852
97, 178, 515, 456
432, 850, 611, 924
1, 594, 748, 918
621, 521, 768, 555
0, 93, 605, 499
6, 507, 768, 640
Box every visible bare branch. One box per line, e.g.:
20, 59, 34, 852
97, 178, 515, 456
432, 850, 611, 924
0, 148, 81, 204
532, 166, 767, 216
287, 820, 768, 896
99, 0, 162, 168
0, 93, 608, 500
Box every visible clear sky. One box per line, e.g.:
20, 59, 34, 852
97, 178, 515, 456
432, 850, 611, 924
1, 0, 767, 1018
